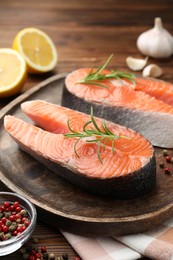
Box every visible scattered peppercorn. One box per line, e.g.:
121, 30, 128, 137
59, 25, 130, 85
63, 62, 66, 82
27, 244, 37, 252
33, 238, 39, 244
20, 237, 80, 260
43, 252, 49, 259
62, 253, 68, 260
22, 253, 29, 259
29, 255, 35, 260
35, 252, 41, 258
162, 149, 168, 156
164, 167, 171, 174
49, 253, 55, 259
20, 247, 27, 255
41, 245, 47, 253
159, 162, 164, 168
166, 156, 171, 163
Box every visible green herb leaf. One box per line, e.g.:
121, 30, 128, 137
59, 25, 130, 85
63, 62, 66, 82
77, 54, 136, 88
64, 108, 131, 163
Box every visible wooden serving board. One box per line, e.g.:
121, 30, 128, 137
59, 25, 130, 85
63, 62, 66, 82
1, 74, 173, 237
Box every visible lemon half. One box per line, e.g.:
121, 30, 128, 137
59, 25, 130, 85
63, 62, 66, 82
0, 48, 27, 98
13, 28, 58, 73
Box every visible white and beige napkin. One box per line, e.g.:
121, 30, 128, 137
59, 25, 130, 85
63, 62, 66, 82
62, 217, 173, 260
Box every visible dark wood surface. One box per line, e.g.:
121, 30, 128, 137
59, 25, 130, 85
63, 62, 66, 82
1, 0, 173, 259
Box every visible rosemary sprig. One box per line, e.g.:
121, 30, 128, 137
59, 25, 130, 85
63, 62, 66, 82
64, 108, 130, 163
77, 54, 136, 88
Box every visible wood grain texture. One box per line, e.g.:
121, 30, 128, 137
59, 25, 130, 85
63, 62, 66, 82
1, 0, 173, 259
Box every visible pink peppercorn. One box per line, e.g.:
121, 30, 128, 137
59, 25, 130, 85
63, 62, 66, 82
41, 246, 47, 253
35, 253, 41, 258
165, 167, 171, 174
9, 205, 15, 211
2, 225, 9, 233
2, 217, 7, 224
3, 201, 10, 208
15, 206, 22, 212
13, 230, 18, 236
13, 201, 19, 208
9, 215, 15, 221
166, 156, 171, 163
29, 256, 35, 260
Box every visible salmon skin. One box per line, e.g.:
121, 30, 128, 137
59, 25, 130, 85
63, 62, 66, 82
62, 68, 173, 148
5, 102, 156, 199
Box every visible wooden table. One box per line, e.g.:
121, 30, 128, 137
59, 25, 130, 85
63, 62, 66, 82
1, 0, 173, 259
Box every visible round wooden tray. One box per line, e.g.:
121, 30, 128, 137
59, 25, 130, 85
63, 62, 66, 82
1, 74, 173, 236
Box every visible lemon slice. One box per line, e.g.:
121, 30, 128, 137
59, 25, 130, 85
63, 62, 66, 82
0, 48, 27, 98
13, 28, 58, 73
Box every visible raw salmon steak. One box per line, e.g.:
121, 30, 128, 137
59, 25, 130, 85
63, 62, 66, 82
62, 68, 173, 148
19, 100, 156, 199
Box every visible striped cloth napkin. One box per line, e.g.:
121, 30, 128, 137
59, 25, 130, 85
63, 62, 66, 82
62, 217, 173, 260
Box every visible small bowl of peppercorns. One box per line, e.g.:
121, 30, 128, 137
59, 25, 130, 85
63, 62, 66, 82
0, 191, 37, 256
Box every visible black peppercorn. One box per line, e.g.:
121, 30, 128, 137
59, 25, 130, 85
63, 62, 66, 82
62, 253, 69, 260
43, 252, 49, 259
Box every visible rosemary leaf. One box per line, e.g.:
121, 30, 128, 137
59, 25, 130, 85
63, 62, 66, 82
67, 119, 76, 134
102, 121, 114, 136
77, 54, 136, 88
80, 81, 109, 88
64, 108, 130, 163
74, 137, 82, 158
97, 138, 104, 164
95, 54, 113, 75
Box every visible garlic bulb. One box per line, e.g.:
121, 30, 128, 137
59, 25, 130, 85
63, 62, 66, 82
137, 17, 173, 58
126, 56, 148, 71
142, 64, 163, 78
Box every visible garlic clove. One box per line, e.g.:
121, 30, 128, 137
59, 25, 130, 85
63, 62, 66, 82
126, 56, 148, 71
137, 17, 173, 59
142, 64, 163, 78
